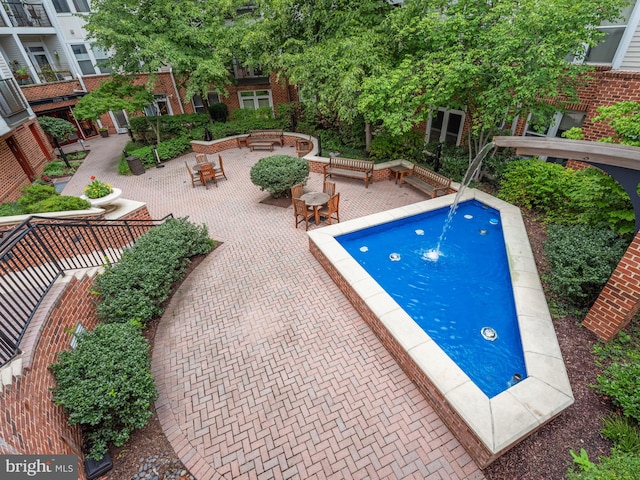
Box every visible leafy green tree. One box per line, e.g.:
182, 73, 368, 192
38, 116, 76, 167
244, 0, 395, 148
592, 101, 640, 147
84, 0, 245, 104
358, 0, 627, 160
73, 76, 160, 143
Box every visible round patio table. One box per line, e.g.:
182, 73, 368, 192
300, 191, 329, 225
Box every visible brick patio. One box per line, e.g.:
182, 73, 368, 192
63, 135, 485, 480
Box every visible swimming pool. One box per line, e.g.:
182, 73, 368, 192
336, 200, 526, 398
308, 188, 574, 467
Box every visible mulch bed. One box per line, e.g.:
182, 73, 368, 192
259, 194, 292, 208
105, 211, 618, 480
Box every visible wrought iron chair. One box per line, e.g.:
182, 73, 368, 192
319, 193, 340, 225
293, 198, 314, 230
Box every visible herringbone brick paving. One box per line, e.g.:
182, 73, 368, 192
63, 135, 485, 480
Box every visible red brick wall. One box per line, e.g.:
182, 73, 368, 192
0, 274, 100, 479
0, 119, 55, 204
584, 229, 640, 341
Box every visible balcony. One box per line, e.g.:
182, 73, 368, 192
2, 1, 52, 28
233, 64, 270, 86
0, 77, 30, 126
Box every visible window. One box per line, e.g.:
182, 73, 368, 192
584, 4, 635, 64
144, 95, 171, 116
427, 108, 465, 146
239, 90, 272, 110
524, 111, 585, 139
72, 44, 95, 75
92, 46, 112, 73
69, 323, 87, 349
192, 92, 220, 113
52, 0, 70, 13
72, 0, 90, 13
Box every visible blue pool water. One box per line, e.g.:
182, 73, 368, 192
337, 200, 527, 398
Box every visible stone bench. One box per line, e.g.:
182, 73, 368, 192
400, 164, 451, 198
323, 157, 375, 188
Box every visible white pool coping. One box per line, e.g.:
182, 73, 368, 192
308, 188, 574, 460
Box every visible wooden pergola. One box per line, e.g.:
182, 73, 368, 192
492, 136, 640, 232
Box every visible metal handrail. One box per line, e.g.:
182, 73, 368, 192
0, 214, 173, 366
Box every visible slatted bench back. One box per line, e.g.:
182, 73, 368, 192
329, 157, 374, 172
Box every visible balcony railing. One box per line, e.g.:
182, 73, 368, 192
2, 1, 52, 27
0, 77, 30, 125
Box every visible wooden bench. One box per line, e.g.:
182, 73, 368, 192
248, 141, 274, 152
248, 129, 284, 147
400, 164, 452, 198
323, 157, 375, 188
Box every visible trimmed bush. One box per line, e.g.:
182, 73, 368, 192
209, 102, 229, 122
128, 136, 193, 168
94, 218, 214, 324
50, 321, 157, 460
24, 195, 90, 214
17, 184, 59, 209
129, 113, 209, 144
250, 155, 310, 198
544, 224, 628, 309
368, 130, 423, 163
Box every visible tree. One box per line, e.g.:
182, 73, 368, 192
592, 101, 640, 147
357, 0, 628, 160
84, 0, 246, 105
243, 0, 396, 149
38, 116, 76, 168
73, 76, 161, 143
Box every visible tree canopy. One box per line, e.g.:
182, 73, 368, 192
84, 0, 247, 101
357, 0, 628, 158
73, 76, 153, 121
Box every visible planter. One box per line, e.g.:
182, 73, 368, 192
81, 188, 122, 208
99, 129, 109, 138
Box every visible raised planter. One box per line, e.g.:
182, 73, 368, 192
81, 188, 122, 208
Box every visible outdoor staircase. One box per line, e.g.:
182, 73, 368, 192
0, 266, 102, 393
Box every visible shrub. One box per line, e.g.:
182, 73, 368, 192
128, 136, 193, 168
566, 448, 640, 479
43, 160, 81, 177
595, 349, 640, 423
94, 218, 214, 324
544, 224, 628, 309
0, 202, 22, 217
601, 414, 640, 454
24, 196, 90, 214
498, 159, 574, 214
368, 130, 423, 163
17, 184, 59, 210
250, 155, 310, 198
209, 102, 228, 122
50, 321, 157, 460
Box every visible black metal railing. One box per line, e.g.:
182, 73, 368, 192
2, 1, 52, 27
0, 214, 173, 367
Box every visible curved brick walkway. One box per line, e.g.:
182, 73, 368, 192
63, 136, 485, 480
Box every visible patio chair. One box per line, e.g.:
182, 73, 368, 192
293, 198, 314, 230
199, 162, 217, 188
319, 193, 340, 225
214, 154, 228, 182
323, 181, 336, 197
195, 153, 208, 164
185, 161, 200, 187
291, 183, 303, 201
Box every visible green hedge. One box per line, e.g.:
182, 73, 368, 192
50, 321, 157, 460
544, 224, 628, 309
94, 218, 214, 324
127, 136, 194, 168
0, 184, 90, 217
